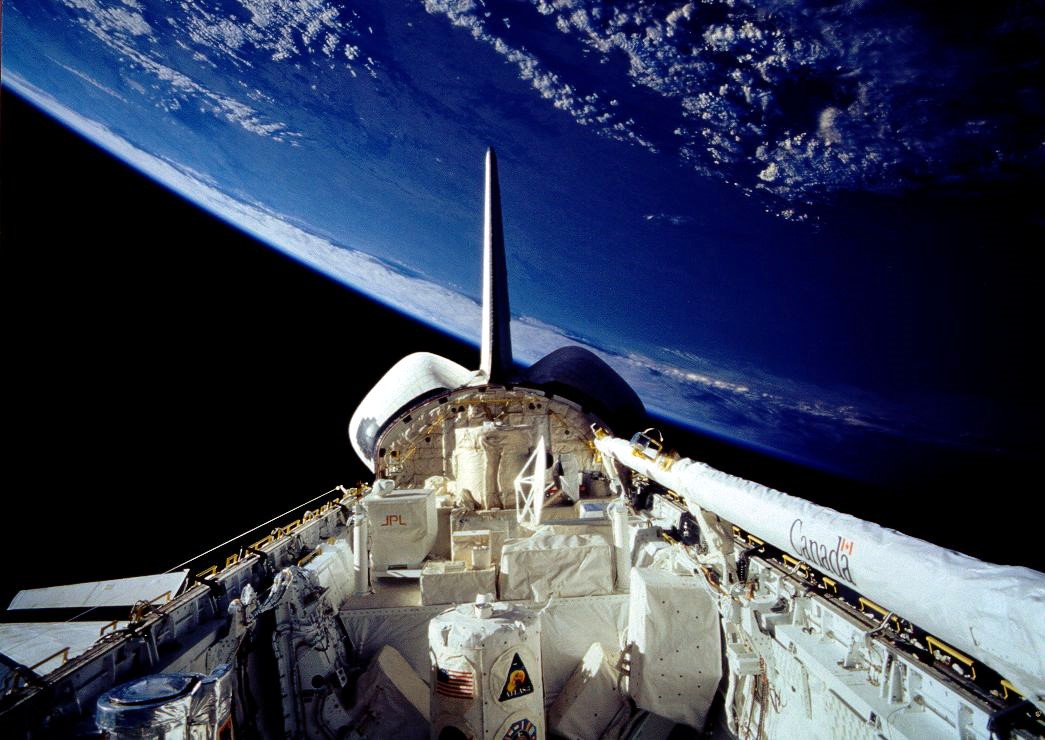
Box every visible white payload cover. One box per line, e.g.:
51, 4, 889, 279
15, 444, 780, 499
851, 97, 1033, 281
626, 565, 721, 730
499, 533, 614, 601
534, 594, 629, 706
342, 645, 429, 739
596, 435, 1045, 706
303, 539, 354, 609
420, 562, 497, 606
364, 487, 438, 572
451, 528, 507, 565
548, 642, 629, 740
7, 571, 188, 610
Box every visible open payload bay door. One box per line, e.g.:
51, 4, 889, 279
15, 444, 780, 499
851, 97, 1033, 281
0, 621, 130, 676
7, 570, 188, 611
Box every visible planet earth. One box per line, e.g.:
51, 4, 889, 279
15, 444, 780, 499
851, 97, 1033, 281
3, 2, 1042, 518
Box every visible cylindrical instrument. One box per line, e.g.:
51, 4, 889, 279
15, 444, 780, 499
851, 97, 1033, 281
351, 502, 371, 596
429, 595, 544, 739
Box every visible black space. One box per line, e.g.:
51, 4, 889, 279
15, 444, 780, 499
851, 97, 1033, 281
1, 88, 1039, 611
1, 89, 480, 604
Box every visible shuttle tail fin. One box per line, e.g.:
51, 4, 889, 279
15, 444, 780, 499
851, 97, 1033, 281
480, 147, 513, 381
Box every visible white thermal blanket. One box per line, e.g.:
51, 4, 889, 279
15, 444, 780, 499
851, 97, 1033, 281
343, 646, 429, 738
499, 533, 614, 601
548, 642, 628, 740
420, 565, 496, 606
627, 565, 721, 730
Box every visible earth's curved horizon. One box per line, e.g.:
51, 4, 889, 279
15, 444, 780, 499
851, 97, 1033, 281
3, 0, 1042, 498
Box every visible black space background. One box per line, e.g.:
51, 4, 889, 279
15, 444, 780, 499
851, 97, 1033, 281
1, 88, 471, 605
1, 88, 1038, 611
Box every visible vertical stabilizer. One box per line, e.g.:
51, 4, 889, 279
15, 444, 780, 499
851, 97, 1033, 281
480, 148, 513, 381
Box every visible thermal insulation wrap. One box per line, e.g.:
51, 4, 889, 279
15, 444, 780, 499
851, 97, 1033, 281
363, 487, 437, 572
626, 565, 721, 730
452, 528, 506, 567
498, 533, 614, 601
343, 646, 429, 740
95, 665, 233, 738
303, 539, 354, 609
548, 642, 629, 740
428, 598, 545, 740
340, 595, 628, 709
420, 561, 497, 606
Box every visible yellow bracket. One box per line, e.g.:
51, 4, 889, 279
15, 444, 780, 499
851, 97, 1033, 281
858, 597, 901, 630
129, 590, 174, 623
781, 554, 810, 578
30, 647, 69, 672
858, 596, 887, 616
280, 519, 301, 537
926, 635, 976, 680
1000, 679, 1023, 700
250, 534, 274, 551
297, 549, 322, 567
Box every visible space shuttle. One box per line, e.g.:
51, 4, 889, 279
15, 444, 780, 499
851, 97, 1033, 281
1, 149, 1042, 739
348, 149, 643, 495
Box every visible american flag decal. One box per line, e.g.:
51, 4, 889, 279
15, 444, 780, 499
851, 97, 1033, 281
435, 666, 475, 698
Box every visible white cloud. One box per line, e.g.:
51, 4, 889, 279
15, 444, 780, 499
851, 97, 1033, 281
53, 0, 377, 141
54, 62, 130, 104
424, 0, 657, 151
64, 0, 153, 37
431, 0, 1038, 217
643, 213, 693, 225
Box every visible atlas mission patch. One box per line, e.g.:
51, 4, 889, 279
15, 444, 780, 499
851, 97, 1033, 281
497, 653, 534, 701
